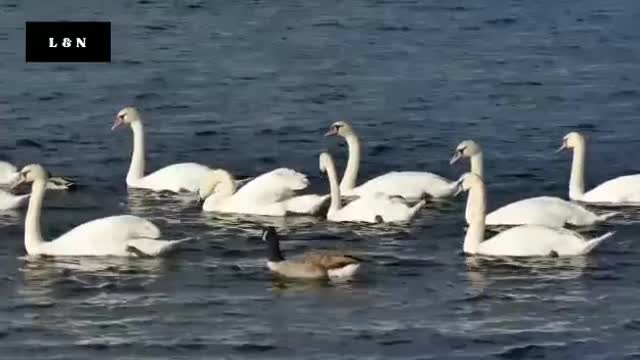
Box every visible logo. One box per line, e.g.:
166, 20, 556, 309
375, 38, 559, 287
25, 22, 111, 62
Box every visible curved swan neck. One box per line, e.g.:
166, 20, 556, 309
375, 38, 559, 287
464, 180, 486, 254
127, 120, 146, 183
324, 157, 342, 213
339, 133, 361, 192
569, 143, 586, 200
25, 179, 46, 254
213, 170, 237, 196
470, 152, 484, 178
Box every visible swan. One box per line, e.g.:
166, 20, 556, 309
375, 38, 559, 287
325, 121, 457, 201
320, 152, 425, 223
14, 164, 187, 257
560, 131, 640, 204
450, 140, 616, 226
199, 168, 329, 216
0, 160, 74, 190
112, 107, 215, 193
262, 227, 361, 279
456, 172, 613, 257
0, 190, 29, 210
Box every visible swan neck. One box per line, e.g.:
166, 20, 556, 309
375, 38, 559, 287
569, 143, 586, 200
339, 133, 361, 192
464, 181, 486, 254
325, 157, 342, 213
470, 153, 484, 178
215, 171, 237, 196
127, 121, 146, 183
25, 179, 46, 254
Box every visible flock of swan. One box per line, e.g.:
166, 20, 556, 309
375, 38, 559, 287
2, 106, 638, 279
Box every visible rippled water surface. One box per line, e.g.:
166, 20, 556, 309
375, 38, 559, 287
2, 0, 640, 359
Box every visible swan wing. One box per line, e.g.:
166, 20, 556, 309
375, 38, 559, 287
233, 168, 309, 205
583, 174, 640, 203
485, 196, 598, 227
135, 163, 212, 192
0, 191, 29, 210
0, 161, 18, 185
478, 225, 602, 257
353, 171, 454, 199
44, 215, 161, 256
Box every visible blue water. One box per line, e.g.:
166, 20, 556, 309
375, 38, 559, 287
2, 0, 640, 358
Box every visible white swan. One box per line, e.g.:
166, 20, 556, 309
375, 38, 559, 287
325, 121, 457, 201
0, 160, 74, 190
0, 190, 29, 210
14, 164, 187, 257
451, 140, 615, 226
560, 131, 640, 204
457, 172, 613, 257
320, 152, 425, 223
199, 168, 329, 216
112, 107, 214, 193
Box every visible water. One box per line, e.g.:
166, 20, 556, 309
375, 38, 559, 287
1, 0, 640, 358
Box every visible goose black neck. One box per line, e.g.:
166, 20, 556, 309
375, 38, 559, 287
265, 231, 285, 262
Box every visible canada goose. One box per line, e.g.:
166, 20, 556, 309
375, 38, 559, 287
262, 227, 362, 279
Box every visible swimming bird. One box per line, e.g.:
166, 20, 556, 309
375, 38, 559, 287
199, 168, 328, 216
112, 106, 215, 193
450, 139, 616, 226
325, 121, 457, 201
319, 152, 425, 223
456, 172, 613, 257
560, 131, 640, 205
263, 227, 361, 279
14, 164, 187, 257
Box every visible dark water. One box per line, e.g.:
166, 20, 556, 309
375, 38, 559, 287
2, 0, 640, 358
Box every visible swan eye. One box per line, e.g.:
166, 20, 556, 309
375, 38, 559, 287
118, 114, 125, 120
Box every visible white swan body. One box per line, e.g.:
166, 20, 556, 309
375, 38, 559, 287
113, 107, 215, 193
200, 168, 329, 216
458, 172, 613, 257
16, 164, 186, 257
451, 140, 614, 226
325, 121, 457, 200
320, 152, 425, 223
561, 132, 640, 204
0, 190, 29, 210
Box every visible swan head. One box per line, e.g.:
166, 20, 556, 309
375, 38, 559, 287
112, 106, 141, 130
12, 164, 50, 188
558, 132, 585, 152
453, 172, 483, 196
319, 152, 333, 173
324, 121, 354, 137
450, 140, 481, 165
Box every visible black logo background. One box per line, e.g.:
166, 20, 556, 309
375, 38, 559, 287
25, 22, 111, 63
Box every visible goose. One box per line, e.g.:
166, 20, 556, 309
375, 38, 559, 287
325, 121, 457, 201
450, 140, 616, 227
320, 152, 425, 223
456, 172, 613, 257
199, 168, 329, 216
560, 131, 640, 204
112, 106, 215, 193
14, 164, 187, 257
0, 160, 74, 190
262, 227, 361, 279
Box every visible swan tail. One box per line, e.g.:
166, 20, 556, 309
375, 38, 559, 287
47, 176, 76, 190
596, 212, 620, 222
579, 231, 615, 255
